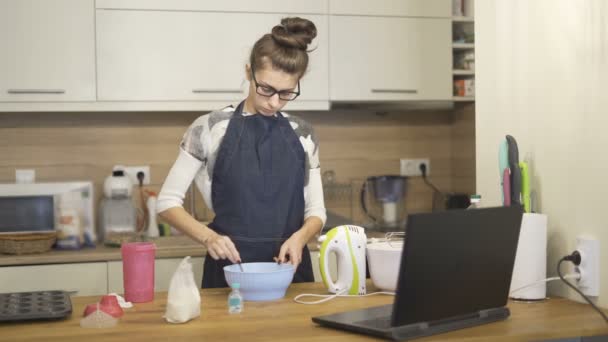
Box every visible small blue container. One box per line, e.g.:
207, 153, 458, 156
223, 262, 295, 301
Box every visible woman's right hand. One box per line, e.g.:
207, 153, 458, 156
203, 231, 241, 264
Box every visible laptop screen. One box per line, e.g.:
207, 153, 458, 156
392, 206, 523, 326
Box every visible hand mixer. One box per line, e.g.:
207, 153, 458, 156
318, 225, 368, 295
293, 225, 398, 304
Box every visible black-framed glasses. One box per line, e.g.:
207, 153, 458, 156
250, 65, 301, 101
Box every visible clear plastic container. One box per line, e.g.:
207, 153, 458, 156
228, 283, 243, 314
80, 303, 118, 329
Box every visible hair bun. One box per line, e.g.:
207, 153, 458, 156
271, 17, 317, 51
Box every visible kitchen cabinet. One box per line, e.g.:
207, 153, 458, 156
0, 258, 204, 297
107, 257, 204, 293
95, 0, 327, 14
451, 3, 475, 101
0, 262, 107, 296
0, 0, 96, 102
329, 16, 451, 101
0, 253, 322, 297
96, 10, 329, 109
330, 0, 451, 17
0, 1, 455, 111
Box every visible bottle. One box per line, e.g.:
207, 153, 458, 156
468, 194, 481, 209
228, 283, 243, 314
56, 192, 83, 249
146, 194, 159, 238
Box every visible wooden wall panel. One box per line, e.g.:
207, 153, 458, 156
450, 103, 476, 195
0, 107, 475, 226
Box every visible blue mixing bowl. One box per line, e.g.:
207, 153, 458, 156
223, 262, 296, 301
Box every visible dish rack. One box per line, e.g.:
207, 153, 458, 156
322, 170, 353, 202
0, 232, 57, 255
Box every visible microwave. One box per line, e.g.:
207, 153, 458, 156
0, 182, 96, 245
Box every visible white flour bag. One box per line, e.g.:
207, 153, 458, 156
164, 256, 201, 323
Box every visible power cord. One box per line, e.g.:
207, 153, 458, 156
509, 274, 580, 297
558, 251, 608, 324
419, 163, 443, 212
293, 289, 395, 305
419, 163, 441, 193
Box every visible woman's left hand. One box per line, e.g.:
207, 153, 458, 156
276, 232, 307, 267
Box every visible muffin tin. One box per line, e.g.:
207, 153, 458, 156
0, 290, 72, 322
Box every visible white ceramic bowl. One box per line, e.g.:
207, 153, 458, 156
366, 241, 403, 291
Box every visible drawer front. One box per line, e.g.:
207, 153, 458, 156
0, 262, 107, 296
107, 257, 205, 293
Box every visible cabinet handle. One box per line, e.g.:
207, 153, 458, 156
7, 89, 66, 94
192, 89, 242, 94
371, 88, 418, 94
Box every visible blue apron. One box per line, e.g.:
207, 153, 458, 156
202, 101, 314, 288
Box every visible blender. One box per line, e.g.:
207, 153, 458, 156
360, 175, 407, 232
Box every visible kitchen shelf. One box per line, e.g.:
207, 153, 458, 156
452, 0, 475, 102
453, 69, 475, 75
452, 16, 474, 22
452, 43, 475, 49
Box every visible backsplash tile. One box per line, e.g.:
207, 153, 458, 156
0, 106, 474, 224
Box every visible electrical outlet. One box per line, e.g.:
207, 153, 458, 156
116, 165, 151, 185
15, 169, 36, 183
400, 158, 430, 176
575, 236, 600, 297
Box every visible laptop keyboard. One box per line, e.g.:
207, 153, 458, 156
354, 316, 392, 329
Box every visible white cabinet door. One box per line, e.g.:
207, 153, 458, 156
0, 263, 107, 296
0, 0, 96, 102
329, 16, 450, 101
107, 257, 205, 293
96, 0, 328, 14
329, 0, 450, 17
96, 11, 328, 103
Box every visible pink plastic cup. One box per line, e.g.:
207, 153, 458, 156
121, 242, 156, 303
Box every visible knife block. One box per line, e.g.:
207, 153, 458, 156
509, 213, 548, 300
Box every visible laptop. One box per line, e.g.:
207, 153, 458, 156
312, 206, 524, 341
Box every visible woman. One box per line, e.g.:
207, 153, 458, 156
157, 17, 326, 288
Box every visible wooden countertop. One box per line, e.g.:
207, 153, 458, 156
0, 235, 327, 267
0, 236, 206, 266
1, 281, 607, 341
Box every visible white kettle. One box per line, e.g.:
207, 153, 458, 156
318, 225, 367, 295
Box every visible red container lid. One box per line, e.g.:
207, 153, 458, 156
83, 298, 123, 318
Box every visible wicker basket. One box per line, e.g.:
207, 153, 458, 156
0, 232, 57, 255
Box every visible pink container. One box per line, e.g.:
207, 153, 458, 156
121, 242, 156, 303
